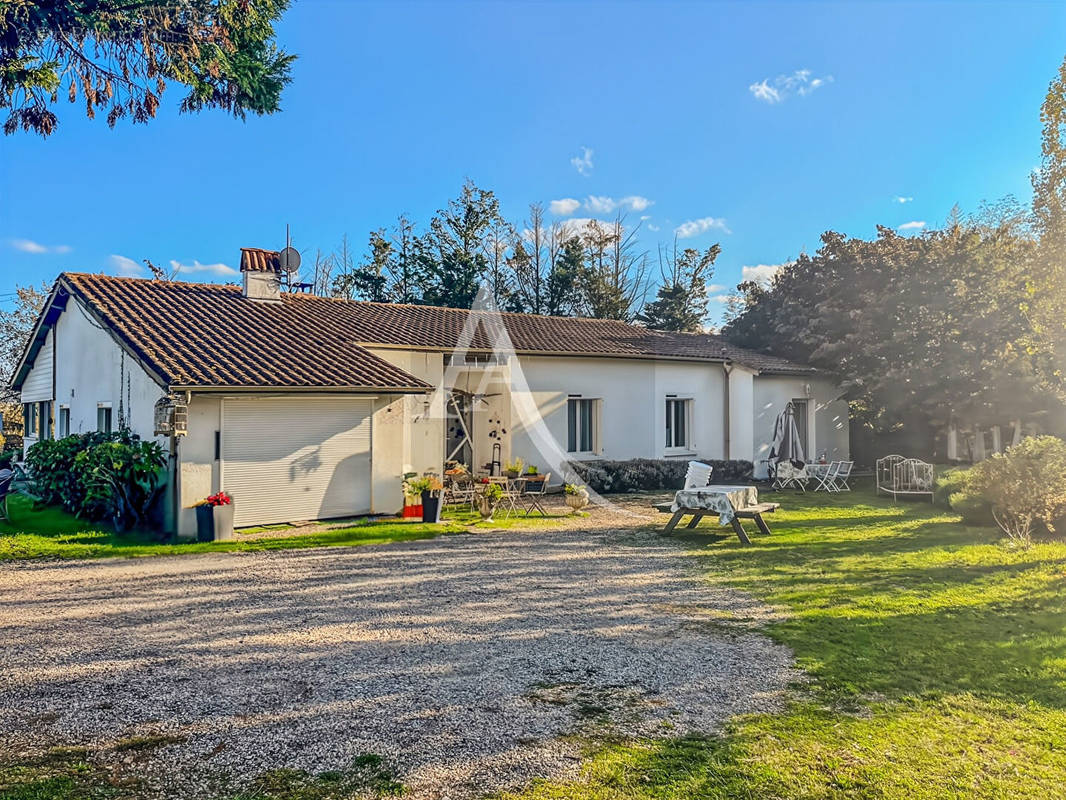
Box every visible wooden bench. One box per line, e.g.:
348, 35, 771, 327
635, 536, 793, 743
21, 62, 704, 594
654, 501, 780, 545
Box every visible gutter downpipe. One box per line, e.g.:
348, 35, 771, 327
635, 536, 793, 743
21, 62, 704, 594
722, 360, 733, 461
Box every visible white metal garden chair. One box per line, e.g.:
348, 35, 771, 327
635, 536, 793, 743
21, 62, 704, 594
772, 461, 809, 492
831, 461, 854, 492
813, 461, 840, 492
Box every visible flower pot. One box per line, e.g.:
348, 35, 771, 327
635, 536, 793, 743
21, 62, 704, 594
505, 470, 521, 479
476, 495, 495, 522
402, 504, 423, 519
196, 502, 235, 542
565, 489, 590, 513
421, 490, 442, 524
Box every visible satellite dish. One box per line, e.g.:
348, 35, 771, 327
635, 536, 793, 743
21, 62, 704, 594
278, 246, 301, 273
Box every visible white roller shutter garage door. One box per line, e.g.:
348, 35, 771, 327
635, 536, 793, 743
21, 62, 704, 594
222, 397, 372, 527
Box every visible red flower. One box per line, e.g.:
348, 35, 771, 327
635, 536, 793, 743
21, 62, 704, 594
205, 491, 233, 506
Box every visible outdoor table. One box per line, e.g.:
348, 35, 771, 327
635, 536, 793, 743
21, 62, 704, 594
658, 485, 778, 545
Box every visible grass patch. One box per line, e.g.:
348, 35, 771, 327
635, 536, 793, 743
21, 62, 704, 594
0, 494, 568, 562
112, 734, 186, 753
506, 485, 1066, 799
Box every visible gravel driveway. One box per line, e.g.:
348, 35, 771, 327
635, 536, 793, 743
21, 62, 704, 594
0, 527, 798, 798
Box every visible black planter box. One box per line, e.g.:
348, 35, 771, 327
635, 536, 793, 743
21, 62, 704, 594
421, 490, 442, 524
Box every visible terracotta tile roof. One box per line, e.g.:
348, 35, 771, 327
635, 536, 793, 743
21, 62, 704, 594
240, 248, 281, 272
58, 274, 433, 391
50, 273, 815, 390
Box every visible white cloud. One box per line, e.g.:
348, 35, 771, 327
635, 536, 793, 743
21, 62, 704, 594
675, 217, 731, 238
706, 283, 726, 292
894, 196, 914, 204
647, 223, 661, 232
169, 259, 239, 277
749, 69, 833, 103
741, 263, 787, 285
584, 195, 653, 214
570, 146, 594, 176
109, 254, 144, 277
898, 220, 926, 232
710, 294, 733, 303
549, 198, 581, 216
555, 218, 618, 238
11, 238, 71, 254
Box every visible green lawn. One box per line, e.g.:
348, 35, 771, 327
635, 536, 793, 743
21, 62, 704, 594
505, 485, 1066, 799
0, 493, 560, 562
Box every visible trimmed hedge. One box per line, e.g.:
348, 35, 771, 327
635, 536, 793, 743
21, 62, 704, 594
570, 458, 753, 494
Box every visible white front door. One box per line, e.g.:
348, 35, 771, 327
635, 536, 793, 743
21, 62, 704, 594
222, 397, 372, 527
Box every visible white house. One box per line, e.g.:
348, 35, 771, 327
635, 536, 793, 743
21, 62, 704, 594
12, 248, 849, 537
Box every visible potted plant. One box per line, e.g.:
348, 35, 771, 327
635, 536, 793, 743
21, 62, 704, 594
504, 457, 524, 479
401, 473, 423, 518
526, 464, 540, 476
195, 491, 234, 542
564, 483, 590, 513
408, 475, 443, 523
477, 481, 503, 521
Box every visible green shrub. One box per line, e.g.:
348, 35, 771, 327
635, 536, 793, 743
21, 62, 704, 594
962, 435, 1066, 546
936, 466, 994, 526
570, 458, 753, 493
74, 439, 167, 531
26, 431, 166, 531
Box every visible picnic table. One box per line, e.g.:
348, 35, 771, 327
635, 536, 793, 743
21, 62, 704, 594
655, 484, 780, 545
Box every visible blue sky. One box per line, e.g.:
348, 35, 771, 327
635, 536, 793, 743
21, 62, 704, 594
1, 0, 1063, 320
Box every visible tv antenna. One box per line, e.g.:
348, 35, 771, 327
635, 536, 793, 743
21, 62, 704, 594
278, 224, 311, 292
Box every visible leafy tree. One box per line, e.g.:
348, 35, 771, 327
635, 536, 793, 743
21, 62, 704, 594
546, 234, 581, 317
420, 180, 502, 309
334, 230, 390, 302
510, 203, 548, 314
1026, 54, 1066, 399
577, 218, 648, 321
1, 0, 294, 137
389, 214, 422, 304
638, 241, 720, 331
723, 219, 1052, 450
482, 216, 515, 309
0, 282, 49, 403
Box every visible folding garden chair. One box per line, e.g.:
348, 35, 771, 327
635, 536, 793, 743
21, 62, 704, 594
813, 461, 840, 492
771, 462, 808, 492
831, 461, 854, 492
522, 473, 551, 516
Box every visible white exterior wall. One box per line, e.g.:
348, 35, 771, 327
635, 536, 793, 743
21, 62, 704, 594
20, 328, 53, 403
508, 355, 729, 470
21, 299, 164, 448
21, 298, 173, 528
752, 375, 850, 478
366, 349, 445, 512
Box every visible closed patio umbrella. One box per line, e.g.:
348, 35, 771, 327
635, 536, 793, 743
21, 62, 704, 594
769, 401, 806, 470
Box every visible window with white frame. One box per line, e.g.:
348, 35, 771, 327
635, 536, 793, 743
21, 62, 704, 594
97, 404, 113, 434
23, 403, 36, 438
566, 396, 599, 454
58, 406, 70, 438
665, 396, 692, 450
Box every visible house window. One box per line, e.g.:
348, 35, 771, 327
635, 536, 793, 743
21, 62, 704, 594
567, 397, 599, 454
666, 397, 692, 450
58, 406, 70, 438
23, 403, 36, 438
38, 401, 52, 441
97, 405, 113, 434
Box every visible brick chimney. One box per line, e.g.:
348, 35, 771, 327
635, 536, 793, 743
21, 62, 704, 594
240, 248, 282, 301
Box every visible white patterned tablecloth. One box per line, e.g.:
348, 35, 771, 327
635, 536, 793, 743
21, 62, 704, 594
671, 485, 759, 524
